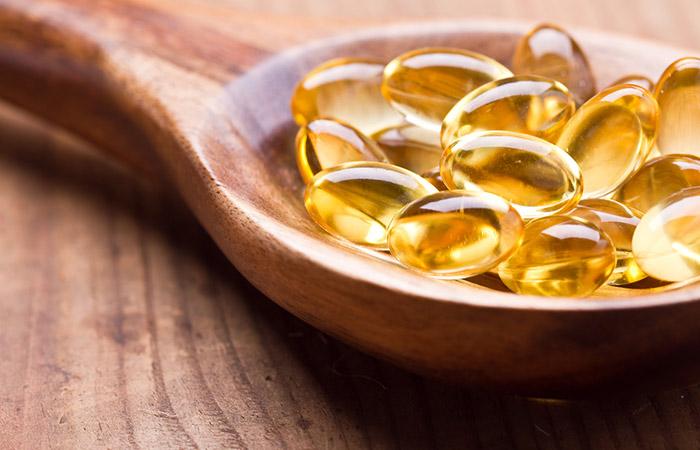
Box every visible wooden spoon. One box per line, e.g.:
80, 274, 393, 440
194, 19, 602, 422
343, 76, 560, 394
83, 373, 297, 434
2, 0, 700, 397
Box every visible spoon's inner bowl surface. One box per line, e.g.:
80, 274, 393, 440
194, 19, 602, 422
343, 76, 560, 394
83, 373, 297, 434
210, 23, 692, 300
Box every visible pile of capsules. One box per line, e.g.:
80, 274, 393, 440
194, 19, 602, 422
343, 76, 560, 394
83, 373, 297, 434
290, 23, 700, 297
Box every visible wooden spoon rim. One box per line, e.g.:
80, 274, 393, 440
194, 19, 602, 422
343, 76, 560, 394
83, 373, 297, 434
221, 19, 700, 312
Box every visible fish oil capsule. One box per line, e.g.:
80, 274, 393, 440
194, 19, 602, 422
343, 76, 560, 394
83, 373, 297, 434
296, 119, 388, 184
498, 216, 616, 296
371, 124, 442, 174
291, 58, 402, 135
305, 162, 437, 249
421, 167, 448, 190
633, 186, 700, 282
513, 23, 596, 105
440, 131, 582, 219
613, 154, 700, 214
387, 191, 524, 278
441, 75, 575, 147
382, 48, 513, 131
654, 57, 700, 157
568, 199, 646, 285
607, 74, 654, 92
556, 84, 658, 198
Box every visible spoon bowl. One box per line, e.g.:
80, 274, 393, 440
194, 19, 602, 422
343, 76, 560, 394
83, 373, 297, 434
1, 0, 699, 396
203, 23, 700, 397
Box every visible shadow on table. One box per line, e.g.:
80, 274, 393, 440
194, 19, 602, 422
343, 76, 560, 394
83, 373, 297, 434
1, 102, 699, 449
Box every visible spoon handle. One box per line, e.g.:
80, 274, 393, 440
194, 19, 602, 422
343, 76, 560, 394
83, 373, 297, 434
0, 0, 345, 175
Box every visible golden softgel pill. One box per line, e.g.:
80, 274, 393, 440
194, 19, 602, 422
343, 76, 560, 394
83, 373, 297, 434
613, 154, 700, 214
382, 48, 512, 131
607, 74, 654, 91
421, 167, 448, 191
305, 162, 437, 249
633, 186, 700, 282
440, 131, 582, 219
371, 124, 442, 175
498, 216, 616, 296
296, 119, 388, 184
387, 191, 524, 278
291, 58, 402, 135
568, 199, 646, 285
654, 57, 700, 157
512, 23, 596, 105
440, 75, 575, 148
556, 84, 658, 198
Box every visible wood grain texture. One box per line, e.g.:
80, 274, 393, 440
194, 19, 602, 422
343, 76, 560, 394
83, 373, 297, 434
2, 0, 700, 448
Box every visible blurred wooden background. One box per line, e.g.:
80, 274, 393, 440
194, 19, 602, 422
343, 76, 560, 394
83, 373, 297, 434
200, 0, 700, 49
2, 0, 700, 448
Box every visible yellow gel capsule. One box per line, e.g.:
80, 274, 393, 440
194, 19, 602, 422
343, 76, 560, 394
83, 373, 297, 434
440, 131, 582, 219
654, 57, 700, 157
633, 186, 700, 282
296, 119, 388, 184
305, 162, 438, 249
421, 167, 448, 191
512, 23, 596, 105
382, 48, 513, 131
498, 216, 616, 297
568, 199, 646, 285
556, 84, 659, 198
607, 74, 654, 92
387, 191, 524, 278
440, 75, 575, 148
613, 154, 700, 214
371, 124, 442, 174
290, 58, 403, 135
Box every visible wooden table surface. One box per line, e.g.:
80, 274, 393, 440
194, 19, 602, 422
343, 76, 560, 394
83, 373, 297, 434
2, 0, 700, 448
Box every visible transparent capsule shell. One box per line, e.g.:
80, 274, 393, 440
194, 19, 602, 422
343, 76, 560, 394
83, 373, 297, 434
371, 124, 442, 175
498, 215, 616, 297
512, 23, 596, 105
613, 154, 700, 214
296, 118, 388, 184
556, 84, 658, 198
632, 186, 700, 282
387, 191, 524, 278
440, 131, 582, 219
567, 199, 646, 285
440, 75, 575, 148
421, 167, 448, 191
654, 57, 700, 157
607, 74, 654, 92
290, 58, 403, 135
304, 161, 438, 249
382, 47, 513, 131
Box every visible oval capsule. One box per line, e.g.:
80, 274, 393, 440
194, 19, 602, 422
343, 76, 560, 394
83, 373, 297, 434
421, 167, 448, 191
613, 154, 700, 214
290, 58, 403, 135
512, 23, 596, 104
654, 57, 700, 157
633, 186, 700, 282
305, 162, 438, 249
607, 74, 654, 91
387, 191, 524, 278
568, 199, 646, 285
382, 48, 513, 131
556, 84, 658, 198
371, 124, 442, 174
498, 216, 616, 296
440, 131, 582, 219
296, 119, 388, 184
440, 75, 575, 148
